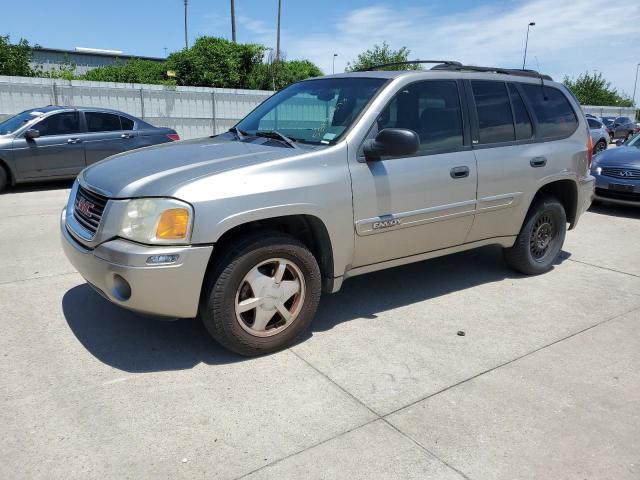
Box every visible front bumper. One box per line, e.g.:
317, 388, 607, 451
61, 208, 213, 318
592, 172, 640, 207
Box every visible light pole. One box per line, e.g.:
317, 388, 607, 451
276, 0, 282, 63
522, 22, 535, 69
632, 63, 640, 107
231, 0, 236, 42
332, 53, 338, 74
183, 0, 189, 49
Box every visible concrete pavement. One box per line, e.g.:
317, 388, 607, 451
1, 183, 639, 479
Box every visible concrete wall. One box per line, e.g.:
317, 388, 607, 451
0, 75, 273, 139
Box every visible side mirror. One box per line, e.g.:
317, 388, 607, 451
24, 129, 40, 140
615, 139, 624, 147
363, 128, 419, 161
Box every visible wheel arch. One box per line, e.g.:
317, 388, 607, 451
205, 214, 336, 291
531, 179, 579, 229
0, 157, 15, 186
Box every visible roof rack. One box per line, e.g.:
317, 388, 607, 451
356, 60, 462, 72
358, 59, 552, 81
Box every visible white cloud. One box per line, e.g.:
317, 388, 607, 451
245, 0, 640, 97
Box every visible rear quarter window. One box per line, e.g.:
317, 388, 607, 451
521, 84, 578, 139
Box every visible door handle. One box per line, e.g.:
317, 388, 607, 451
67, 138, 81, 144
121, 133, 134, 139
530, 156, 547, 168
450, 166, 470, 179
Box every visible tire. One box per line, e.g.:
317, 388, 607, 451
593, 140, 607, 154
609, 132, 614, 143
200, 233, 321, 356
625, 131, 633, 142
0, 166, 7, 193
503, 195, 567, 275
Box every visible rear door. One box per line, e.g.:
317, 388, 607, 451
12, 111, 85, 178
466, 80, 580, 242
83, 111, 138, 165
349, 79, 477, 267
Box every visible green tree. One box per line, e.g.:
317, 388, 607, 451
563, 71, 632, 106
82, 58, 173, 85
166, 36, 265, 88
0, 35, 34, 76
248, 58, 322, 90
345, 42, 420, 72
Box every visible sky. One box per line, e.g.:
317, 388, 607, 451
3, 0, 639, 98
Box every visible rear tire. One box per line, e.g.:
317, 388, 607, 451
503, 195, 566, 275
0, 166, 7, 193
593, 140, 607, 154
200, 233, 321, 356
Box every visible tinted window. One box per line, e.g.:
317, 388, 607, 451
120, 116, 134, 130
86, 112, 122, 132
521, 84, 578, 138
616, 117, 631, 124
587, 118, 601, 129
377, 80, 464, 154
35, 112, 80, 136
471, 81, 514, 144
508, 84, 533, 140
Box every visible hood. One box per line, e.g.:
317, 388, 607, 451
81, 136, 303, 198
593, 146, 640, 168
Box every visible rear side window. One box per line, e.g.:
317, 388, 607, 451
120, 116, 134, 130
508, 84, 533, 140
587, 118, 601, 129
86, 112, 122, 132
521, 84, 578, 138
35, 112, 81, 136
471, 81, 515, 144
377, 80, 464, 154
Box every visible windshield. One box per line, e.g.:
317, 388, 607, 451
626, 134, 640, 147
235, 77, 387, 145
0, 110, 44, 135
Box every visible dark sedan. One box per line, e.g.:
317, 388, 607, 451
0, 106, 180, 192
591, 133, 640, 206
607, 116, 638, 142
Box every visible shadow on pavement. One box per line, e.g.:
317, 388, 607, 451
589, 202, 640, 220
63, 245, 571, 372
6, 179, 74, 193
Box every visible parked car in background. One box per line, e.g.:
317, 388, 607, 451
0, 106, 180, 192
587, 117, 609, 154
607, 116, 637, 142
592, 133, 640, 206
60, 64, 594, 355
601, 116, 616, 129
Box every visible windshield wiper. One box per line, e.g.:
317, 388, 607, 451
255, 130, 299, 148
227, 126, 249, 140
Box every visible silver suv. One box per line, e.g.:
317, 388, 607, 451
61, 62, 595, 356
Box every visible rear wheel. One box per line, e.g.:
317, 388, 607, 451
593, 140, 607, 154
0, 166, 8, 193
503, 196, 567, 275
625, 131, 633, 142
200, 233, 321, 356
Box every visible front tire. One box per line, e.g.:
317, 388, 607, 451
593, 140, 607, 154
200, 233, 321, 356
0, 166, 7, 193
503, 196, 567, 275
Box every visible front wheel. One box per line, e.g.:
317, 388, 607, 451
200, 233, 321, 356
593, 140, 607, 154
503, 196, 567, 275
0, 167, 7, 193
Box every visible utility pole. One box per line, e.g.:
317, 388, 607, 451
276, 0, 281, 62
231, 0, 237, 42
522, 22, 535, 69
633, 63, 640, 107
183, 0, 189, 49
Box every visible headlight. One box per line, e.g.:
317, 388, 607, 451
119, 198, 193, 245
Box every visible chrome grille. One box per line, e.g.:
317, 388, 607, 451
600, 167, 640, 179
73, 186, 107, 236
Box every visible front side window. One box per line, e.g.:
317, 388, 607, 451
377, 80, 464, 154
472, 81, 515, 144
85, 112, 122, 132
35, 112, 81, 137
521, 84, 578, 138
587, 118, 601, 129
236, 77, 386, 145
120, 116, 134, 130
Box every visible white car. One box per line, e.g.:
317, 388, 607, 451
587, 117, 609, 154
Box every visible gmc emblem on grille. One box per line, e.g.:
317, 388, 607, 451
77, 197, 94, 217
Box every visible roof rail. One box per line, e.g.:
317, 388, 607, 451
356, 59, 553, 81
356, 60, 462, 72
430, 63, 553, 81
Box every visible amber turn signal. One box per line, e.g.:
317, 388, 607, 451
155, 208, 190, 240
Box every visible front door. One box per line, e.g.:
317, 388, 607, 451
350, 79, 477, 268
12, 111, 85, 178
